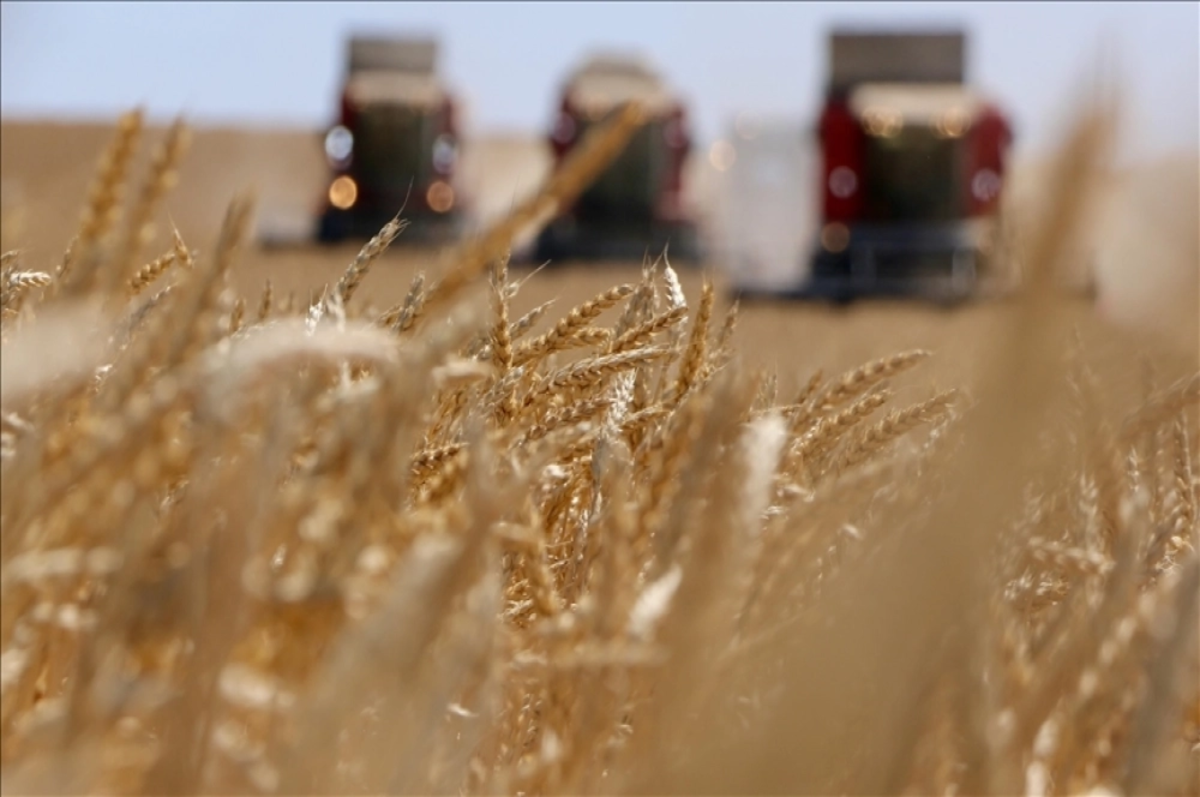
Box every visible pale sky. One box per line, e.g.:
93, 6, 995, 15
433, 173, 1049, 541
2, 2, 1197, 162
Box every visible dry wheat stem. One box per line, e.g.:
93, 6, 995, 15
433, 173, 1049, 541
832, 389, 959, 474
1, 271, 52, 314
667, 278, 714, 404
111, 117, 191, 293
513, 285, 633, 366
127, 250, 176, 297
418, 102, 646, 322
332, 215, 406, 308
55, 110, 145, 300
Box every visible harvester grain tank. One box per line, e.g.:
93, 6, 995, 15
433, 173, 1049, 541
800, 29, 1014, 303
533, 53, 703, 264
314, 35, 466, 244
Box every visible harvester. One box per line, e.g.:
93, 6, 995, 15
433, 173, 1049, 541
788, 29, 1015, 303
532, 53, 703, 264
313, 35, 467, 245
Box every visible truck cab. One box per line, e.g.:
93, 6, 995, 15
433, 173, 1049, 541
807, 30, 1013, 302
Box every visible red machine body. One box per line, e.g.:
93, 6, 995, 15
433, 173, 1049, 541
802, 29, 1016, 303
532, 54, 703, 264
816, 96, 1012, 227
315, 36, 466, 244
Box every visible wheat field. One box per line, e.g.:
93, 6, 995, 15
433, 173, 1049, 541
0, 103, 1197, 797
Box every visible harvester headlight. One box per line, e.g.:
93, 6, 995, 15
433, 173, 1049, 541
708, 139, 736, 172
820, 222, 850, 254
828, 166, 858, 199
936, 107, 969, 139
433, 134, 457, 174
426, 180, 455, 214
325, 125, 354, 163
328, 176, 358, 210
862, 107, 903, 138
735, 111, 759, 141
972, 169, 1002, 203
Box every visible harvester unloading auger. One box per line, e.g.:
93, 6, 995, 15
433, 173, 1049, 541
758, 29, 1017, 304
532, 53, 704, 265
311, 36, 467, 246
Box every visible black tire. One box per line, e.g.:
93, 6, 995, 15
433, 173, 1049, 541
532, 230, 564, 266
932, 294, 966, 311
315, 209, 349, 245
811, 249, 852, 281
830, 290, 856, 308
659, 226, 703, 265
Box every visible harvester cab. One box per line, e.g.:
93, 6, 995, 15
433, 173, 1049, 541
314, 35, 466, 245
532, 53, 703, 264
800, 29, 1014, 304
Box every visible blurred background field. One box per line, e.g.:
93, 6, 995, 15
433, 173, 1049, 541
1, 126, 1194, 387
0, 119, 1069, 387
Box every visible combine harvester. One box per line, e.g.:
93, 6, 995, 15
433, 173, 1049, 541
531, 53, 704, 264
262, 35, 469, 248
735, 29, 1018, 305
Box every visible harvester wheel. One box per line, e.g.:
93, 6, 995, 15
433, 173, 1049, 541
316, 209, 350, 245
830, 290, 856, 308
533, 228, 568, 267
661, 225, 704, 265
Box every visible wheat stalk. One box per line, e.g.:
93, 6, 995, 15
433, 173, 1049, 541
54, 109, 145, 300
127, 249, 176, 297
110, 117, 191, 293
332, 214, 406, 309
831, 389, 959, 474
513, 284, 634, 366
